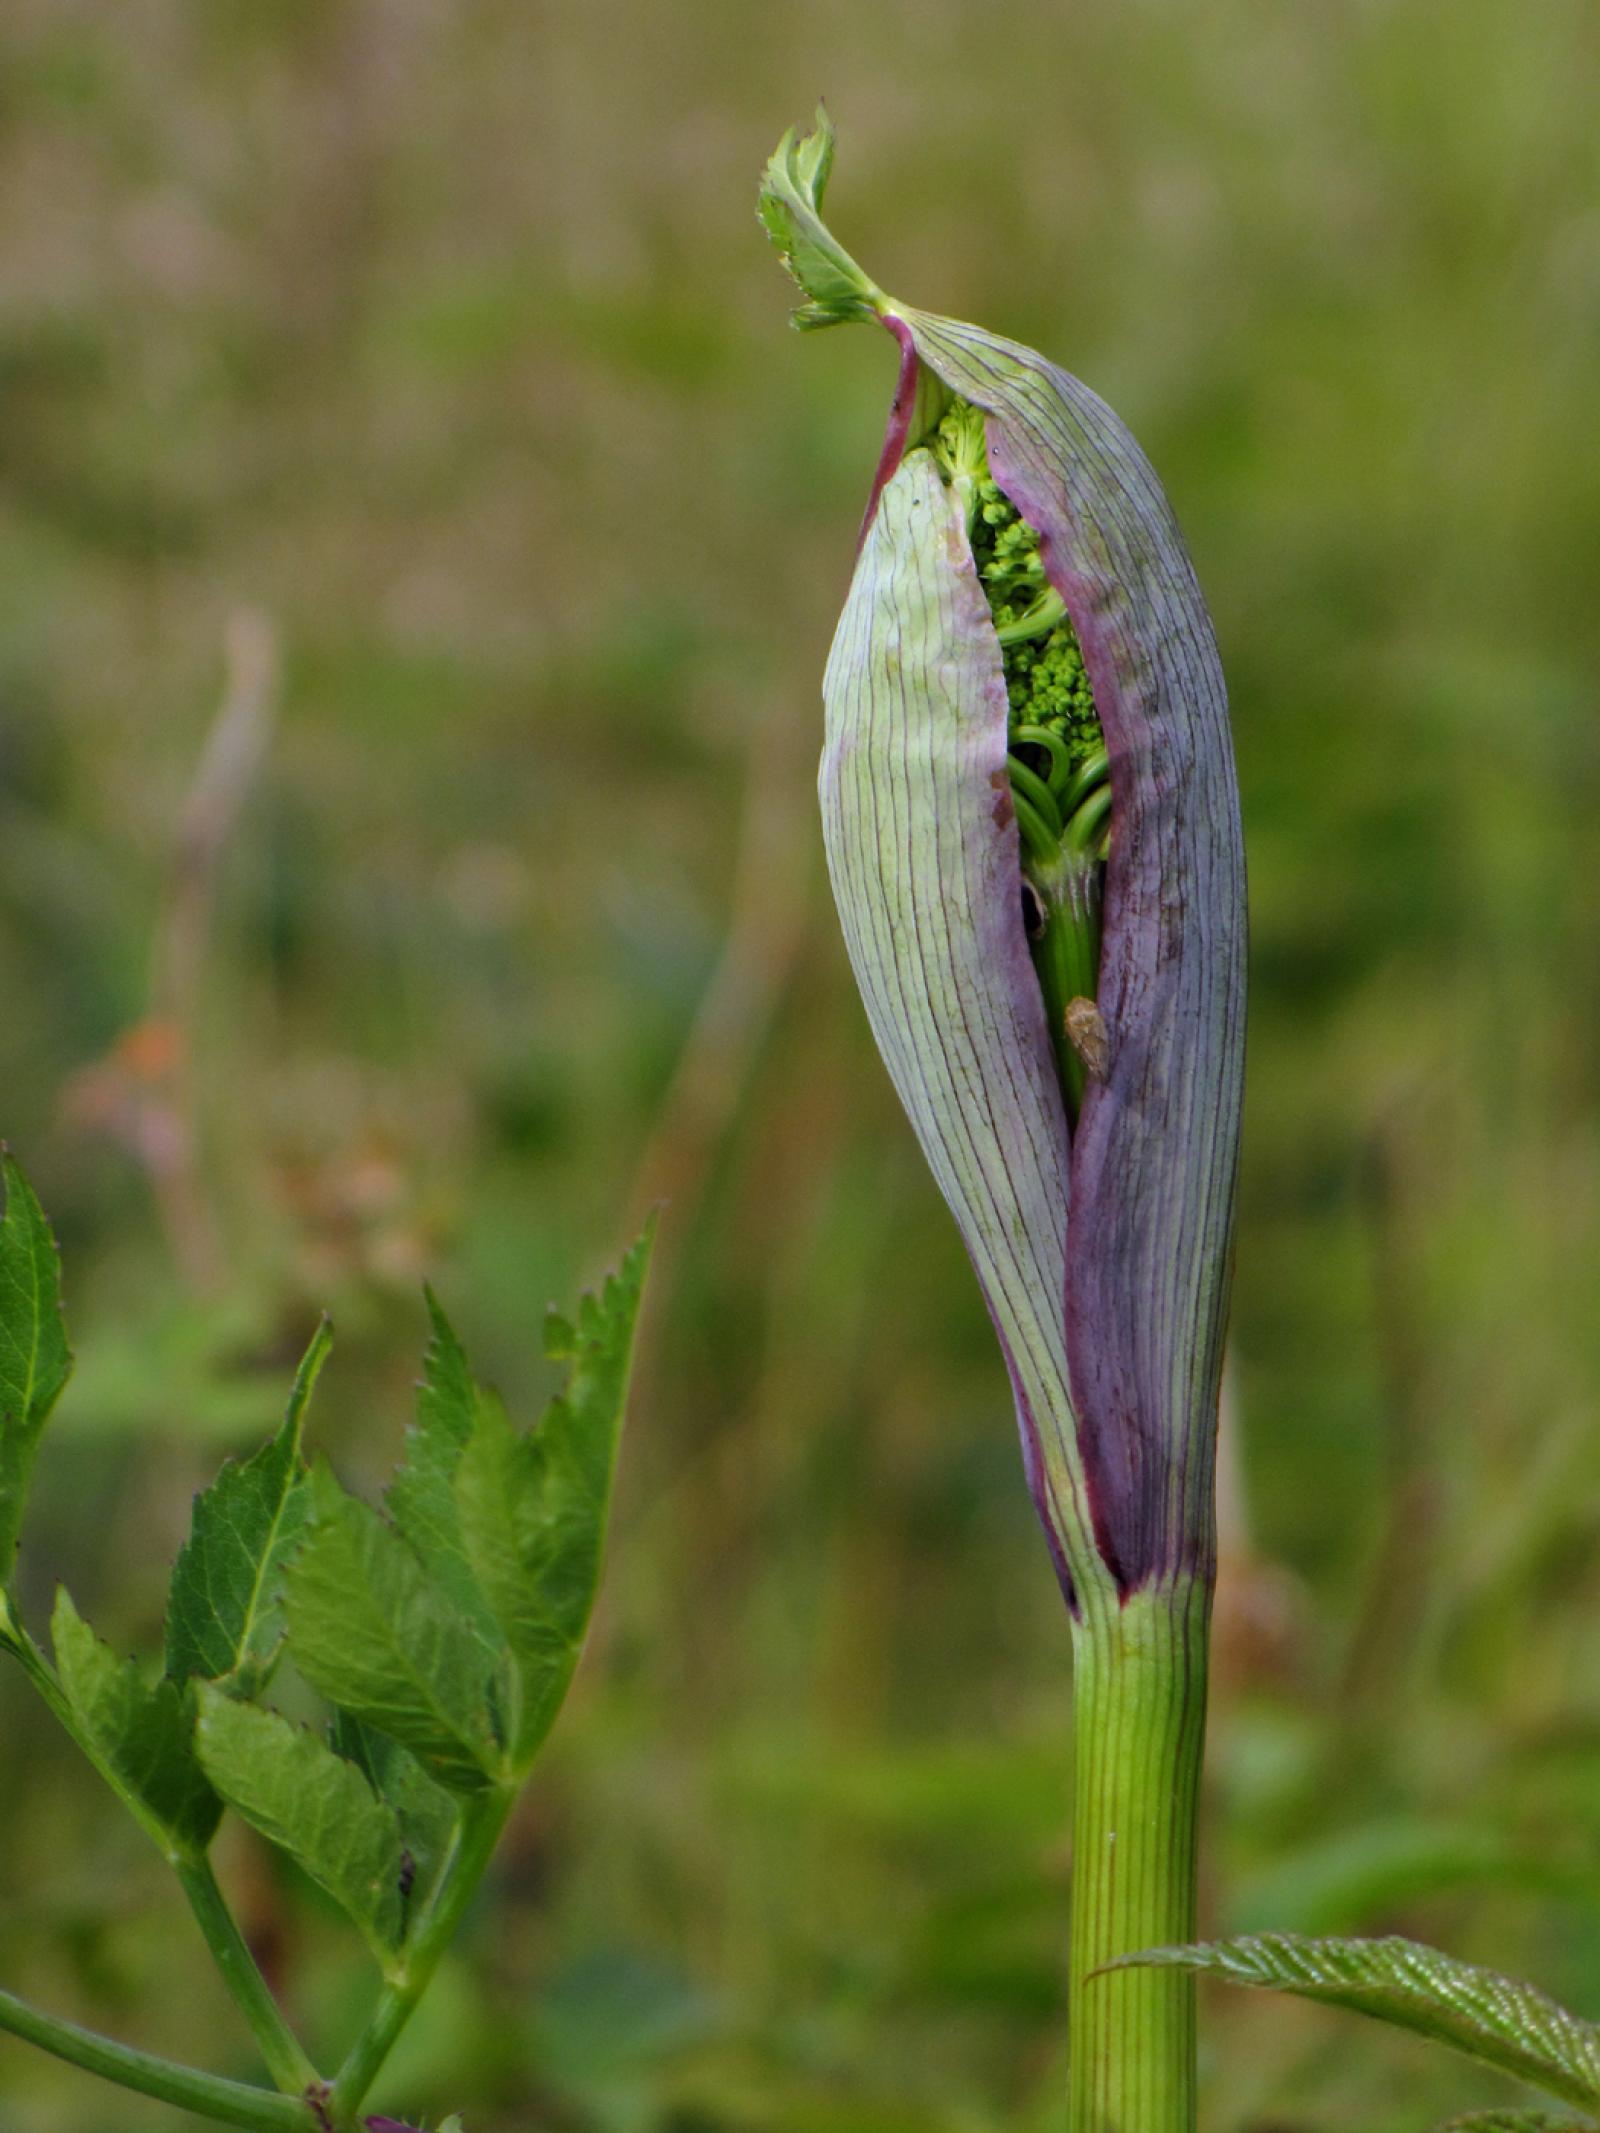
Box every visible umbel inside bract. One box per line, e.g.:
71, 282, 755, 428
761, 108, 1247, 1611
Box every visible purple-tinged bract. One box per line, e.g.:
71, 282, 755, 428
762, 111, 1246, 1606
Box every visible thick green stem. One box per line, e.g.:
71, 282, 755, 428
327, 1785, 515, 2128
1068, 1584, 1209, 2133
0, 1984, 316, 2132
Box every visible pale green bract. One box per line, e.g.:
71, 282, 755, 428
1119, 1934, 1600, 2111
819, 447, 1085, 1575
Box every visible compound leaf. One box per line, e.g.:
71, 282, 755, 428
165, 1319, 331, 1692
1118, 1935, 1600, 2109
196, 1686, 405, 1965
52, 1589, 219, 1856
284, 1467, 502, 1792
455, 1221, 653, 1769
0, 1154, 72, 1581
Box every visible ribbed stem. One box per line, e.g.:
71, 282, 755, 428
1068, 1583, 1209, 2133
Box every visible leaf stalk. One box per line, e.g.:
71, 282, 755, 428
3, 1610, 319, 2096
327, 1784, 516, 2127
175, 1855, 322, 2094
0, 1984, 317, 2132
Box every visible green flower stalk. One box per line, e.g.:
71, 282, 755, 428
760, 112, 1247, 2133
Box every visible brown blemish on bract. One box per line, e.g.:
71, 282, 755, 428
1065, 997, 1112, 1082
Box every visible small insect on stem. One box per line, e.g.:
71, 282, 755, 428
1064, 997, 1111, 1083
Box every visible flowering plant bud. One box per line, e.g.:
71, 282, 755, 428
760, 112, 1246, 1611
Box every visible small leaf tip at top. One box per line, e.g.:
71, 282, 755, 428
759, 107, 887, 332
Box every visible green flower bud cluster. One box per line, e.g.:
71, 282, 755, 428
928, 404, 1103, 777
927, 398, 1111, 1114
1003, 620, 1099, 762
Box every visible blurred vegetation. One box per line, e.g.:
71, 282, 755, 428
1, 2, 1598, 2128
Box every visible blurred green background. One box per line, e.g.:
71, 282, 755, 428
2, 2, 1599, 2128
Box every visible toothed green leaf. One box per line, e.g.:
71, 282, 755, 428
165, 1319, 330, 1692
384, 1293, 504, 1650
0, 1154, 72, 1582
541, 1309, 577, 1363
284, 1468, 503, 1792
757, 106, 885, 330
1118, 1935, 1600, 2108
329, 1707, 458, 1917
196, 1687, 405, 1964
52, 1589, 219, 1855
455, 1222, 654, 1769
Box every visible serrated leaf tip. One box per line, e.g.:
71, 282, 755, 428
758, 108, 888, 331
